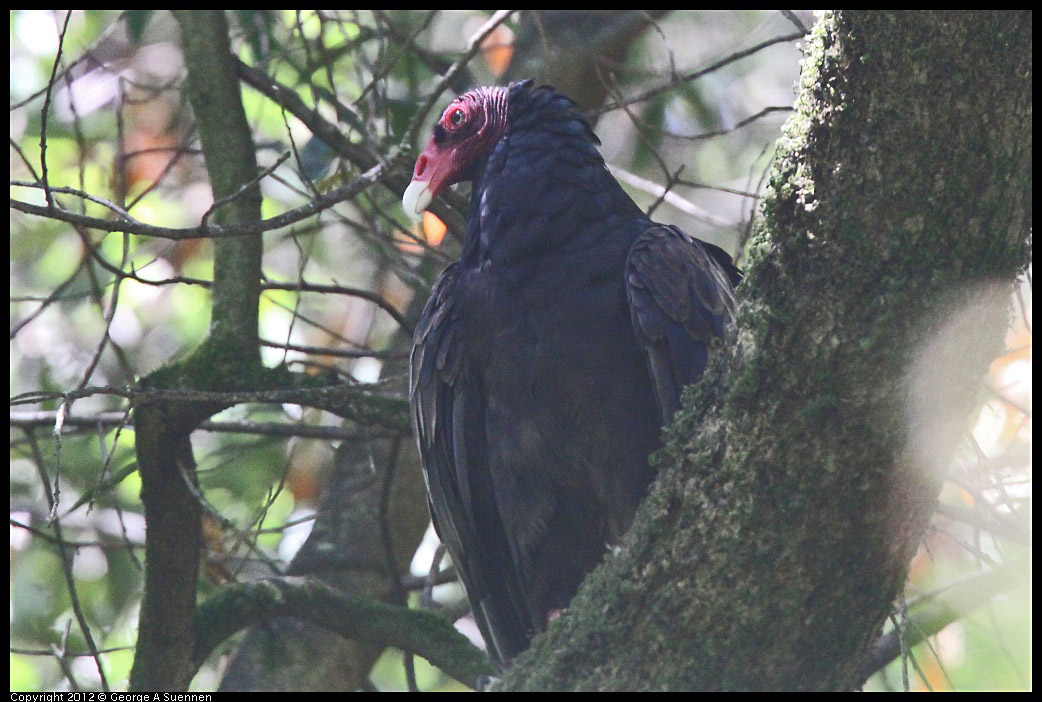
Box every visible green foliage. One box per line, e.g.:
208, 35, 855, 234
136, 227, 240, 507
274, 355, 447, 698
125, 10, 153, 44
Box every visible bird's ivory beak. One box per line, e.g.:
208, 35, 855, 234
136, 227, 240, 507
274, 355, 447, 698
403, 180, 433, 221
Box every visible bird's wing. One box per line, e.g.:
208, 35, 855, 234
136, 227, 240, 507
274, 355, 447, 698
625, 225, 740, 422
409, 263, 532, 667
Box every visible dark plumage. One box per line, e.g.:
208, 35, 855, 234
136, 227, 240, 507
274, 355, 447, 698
405, 80, 739, 667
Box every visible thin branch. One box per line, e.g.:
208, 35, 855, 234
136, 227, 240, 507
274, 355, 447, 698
10, 255, 87, 339
265, 278, 413, 333
933, 500, 1030, 546
260, 337, 406, 360
406, 10, 519, 144
780, 10, 809, 34
124, 136, 200, 211
176, 461, 285, 576
374, 10, 474, 94
662, 105, 792, 141
63, 240, 412, 333
23, 429, 110, 691
12, 382, 409, 431
674, 177, 760, 199
10, 181, 133, 219
12, 644, 135, 658
11, 156, 400, 240
421, 543, 448, 609
608, 164, 739, 230
233, 53, 469, 233
356, 11, 439, 105
201, 150, 293, 227
11, 409, 397, 442
39, 11, 73, 208
593, 31, 806, 116
857, 565, 1028, 687
52, 621, 82, 693
10, 518, 143, 550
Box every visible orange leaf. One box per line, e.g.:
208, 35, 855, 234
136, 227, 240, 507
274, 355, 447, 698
422, 211, 447, 247
479, 23, 515, 78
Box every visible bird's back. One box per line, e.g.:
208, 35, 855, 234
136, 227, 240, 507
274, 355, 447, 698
454, 214, 662, 627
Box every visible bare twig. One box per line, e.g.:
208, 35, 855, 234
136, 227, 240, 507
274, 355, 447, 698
23, 429, 110, 691
176, 460, 285, 576
11, 156, 401, 240
201, 150, 293, 227
261, 337, 406, 360
10, 518, 142, 550
13, 382, 408, 426
265, 278, 412, 333
608, 164, 739, 230
781, 10, 809, 35
10, 255, 87, 339
406, 10, 519, 144
11, 409, 397, 442
39, 11, 73, 208
857, 565, 1027, 687
52, 620, 82, 692
12, 644, 135, 658
662, 105, 792, 141
421, 543, 448, 609
594, 31, 806, 116
356, 10, 439, 105
11, 180, 133, 218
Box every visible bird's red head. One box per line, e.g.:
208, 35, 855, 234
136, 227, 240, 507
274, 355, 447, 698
403, 86, 510, 219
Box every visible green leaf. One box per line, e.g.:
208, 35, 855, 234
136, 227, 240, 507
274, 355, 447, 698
65, 460, 139, 514
125, 10, 153, 44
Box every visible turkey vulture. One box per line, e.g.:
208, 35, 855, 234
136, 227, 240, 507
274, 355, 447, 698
404, 80, 740, 667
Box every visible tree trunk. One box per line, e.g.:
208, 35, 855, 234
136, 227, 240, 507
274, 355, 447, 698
499, 10, 1031, 691
130, 9, 263, 690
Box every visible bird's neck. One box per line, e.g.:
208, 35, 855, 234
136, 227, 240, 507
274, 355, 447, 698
460, 123, 643, 269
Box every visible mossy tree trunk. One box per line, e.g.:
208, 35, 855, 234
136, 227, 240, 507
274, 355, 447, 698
499, 10, 1031, 691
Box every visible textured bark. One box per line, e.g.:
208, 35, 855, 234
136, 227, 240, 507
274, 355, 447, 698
176, 12, 264, 352
130, 406, 211, 691
499, 10, 1031, 690
130, 10, 264, 691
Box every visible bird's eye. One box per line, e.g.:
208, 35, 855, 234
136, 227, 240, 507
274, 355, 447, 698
448, 108, 466, 127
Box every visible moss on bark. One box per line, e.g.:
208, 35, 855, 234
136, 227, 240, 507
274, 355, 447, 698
499, 11, 1031, 691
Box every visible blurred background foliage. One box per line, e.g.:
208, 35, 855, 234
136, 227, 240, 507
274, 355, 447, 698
10, 10, 1030, 692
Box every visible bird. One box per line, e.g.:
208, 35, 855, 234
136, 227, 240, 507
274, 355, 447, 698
404, 79, 740, 667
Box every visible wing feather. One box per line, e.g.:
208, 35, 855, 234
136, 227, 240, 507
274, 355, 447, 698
626, 225, 739, 422
409, 264, 533, 667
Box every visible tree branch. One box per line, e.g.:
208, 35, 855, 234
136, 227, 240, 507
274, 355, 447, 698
855, 565, 1028, 686
10, 157, 395, 240
194, 577, 494, 689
